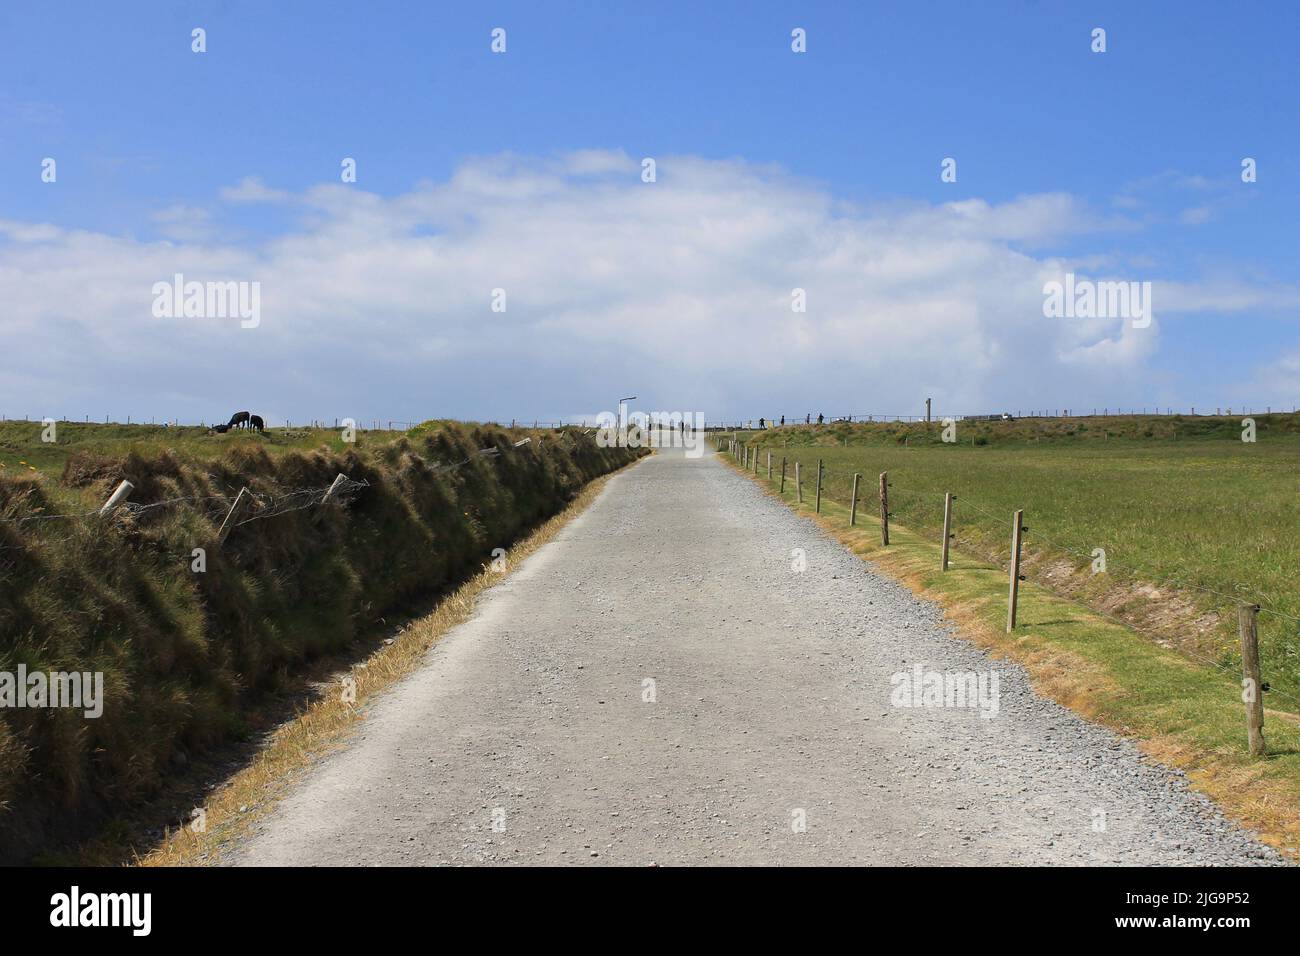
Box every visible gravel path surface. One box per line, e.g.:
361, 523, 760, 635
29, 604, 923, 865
231, 448, 1280, 866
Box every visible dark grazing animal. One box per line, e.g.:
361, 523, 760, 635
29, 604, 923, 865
227, 410, 251, 429
249, 414, 265, 432
209, 423, 231, 434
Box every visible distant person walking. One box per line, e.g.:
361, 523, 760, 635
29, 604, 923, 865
758, 417, 766, 429
817, 413, 824, 425
780, 415, 785, 426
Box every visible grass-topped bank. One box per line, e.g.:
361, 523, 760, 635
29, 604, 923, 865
728, 414, 1300, 703
715, 442, 1300, 856
0, 419, 643, 862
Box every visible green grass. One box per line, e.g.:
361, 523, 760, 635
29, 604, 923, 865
0, 420, 398, 479
731, 414, 1300, 708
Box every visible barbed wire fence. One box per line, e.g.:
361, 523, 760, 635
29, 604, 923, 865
0, 433, 562, 555
715, 432, 1295, 757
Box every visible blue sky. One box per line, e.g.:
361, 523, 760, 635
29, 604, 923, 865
2, 1, 1298, 423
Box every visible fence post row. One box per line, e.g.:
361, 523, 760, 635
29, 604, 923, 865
721, 436, 1273, 761
941, 492, 953, 571
1006, 509, 1024, 632
1239, 604, 1266, 756
878, 472, 889, 546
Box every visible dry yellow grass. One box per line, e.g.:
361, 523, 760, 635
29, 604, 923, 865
137, 463, 633, 866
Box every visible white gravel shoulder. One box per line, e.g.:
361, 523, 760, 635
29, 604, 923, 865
229, 448, 1282, 866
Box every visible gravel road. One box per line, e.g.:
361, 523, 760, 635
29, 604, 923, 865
231, 448, 1280, 866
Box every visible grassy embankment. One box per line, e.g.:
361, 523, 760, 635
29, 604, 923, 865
724, 414, 1300, 854
0, 418, 642, 862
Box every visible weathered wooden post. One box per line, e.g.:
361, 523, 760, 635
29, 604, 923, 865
878, 472, 889, 545
767, 451, 772, 479
780, 457, 787, 494
815, 459, 823, 513
1006, 509, 1024, 631
1239, 604, 1266, 756
321, 473, 350, 503
99, 480, 134, 517
217, 487, 253, 547
941, 492, 954, 571
850, 473, 860, 526
795, 462, 803, 503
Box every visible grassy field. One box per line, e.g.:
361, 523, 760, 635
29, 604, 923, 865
0, 420, 395, 478
731, 414, 1300, 711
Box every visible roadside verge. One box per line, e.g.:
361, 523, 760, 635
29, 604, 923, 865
718, 450, 1300, 858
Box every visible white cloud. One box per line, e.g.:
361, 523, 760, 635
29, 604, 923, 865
219, 176, 291, 203
0, 151, 1290, 423
151, 204, 212, 241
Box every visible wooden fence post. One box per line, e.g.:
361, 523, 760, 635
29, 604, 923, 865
795, 462, 803, 503
850, 473, 859, 526
322, 473, 349, 503
1006, 509, 1024, 631
1239, 604, 1266, 756
941, 492, 953, 571
99, 480, 134, 517
780, 457, 787, 494
767, 452, 772, 479
878, 472, 889, 545
217, 487, 253, 547
815, 459, 823, 513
